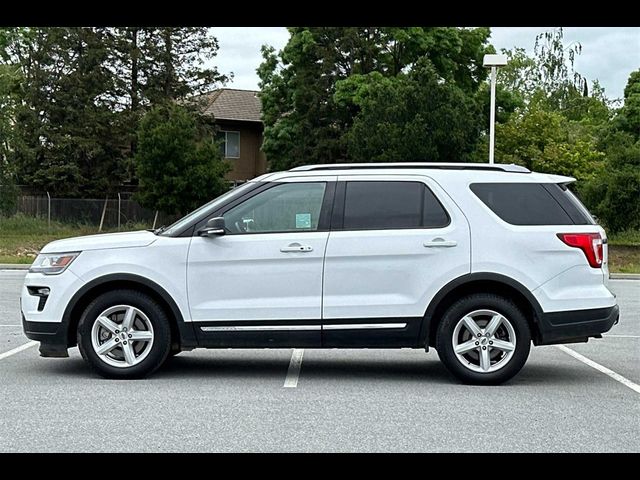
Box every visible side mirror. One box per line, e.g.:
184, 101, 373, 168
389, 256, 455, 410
198, 217, 226, 236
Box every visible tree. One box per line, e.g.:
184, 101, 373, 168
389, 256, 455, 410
258, 27, 492, 170
2, 28, 127, 196
134, 103, 230, 216
493, 104, 605, 183
105, 27, 228, 179
345, 60, 483, 162
497, 28, 588, 111
0, 62, 21, 214
582, 70, 640, 232
479, 28, 614, 195
107, 28, 227, 111
0, 27, 228, 196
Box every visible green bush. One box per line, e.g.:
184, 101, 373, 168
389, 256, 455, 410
583, 165, 640, 233
134, 103, 231, 216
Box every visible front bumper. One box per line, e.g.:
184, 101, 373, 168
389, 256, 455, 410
536, 304, 619, 345
21, 269, 83, 357
22, 314, 70, 357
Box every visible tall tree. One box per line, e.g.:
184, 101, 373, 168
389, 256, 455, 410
3, 27, 125, 196
258, 27, 492, 170
582, 70, 640, 232
483, 28, 611, 187
0, 30, 26, 213
106, 28, 228, 172
345, 59, 483, 162
1, 27, 227, 197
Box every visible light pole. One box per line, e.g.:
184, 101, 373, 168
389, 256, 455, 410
483, 54, 508, 164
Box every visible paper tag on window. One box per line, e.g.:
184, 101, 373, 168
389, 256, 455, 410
296, 213, 312, 229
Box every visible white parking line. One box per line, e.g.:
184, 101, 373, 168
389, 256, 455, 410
284, 348, 304, 388
604, 334, 640, 338
0, 341, 37, 361
556, 345, 640, 394
0, 325, 22, 327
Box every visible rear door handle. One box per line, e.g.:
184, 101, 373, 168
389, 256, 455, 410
423, 238, 457, 248
280, 243, 313, 253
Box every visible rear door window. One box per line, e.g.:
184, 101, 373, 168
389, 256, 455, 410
341, 181, 449, 230
470, 183, 592, 226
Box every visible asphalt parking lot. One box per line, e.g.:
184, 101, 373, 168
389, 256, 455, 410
1, 270, 638, 452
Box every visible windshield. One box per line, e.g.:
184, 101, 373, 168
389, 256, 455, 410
158, 182, 257, 236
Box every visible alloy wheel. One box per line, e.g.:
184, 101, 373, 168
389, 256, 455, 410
451, 309, 516, 373
90, 305, 155, 368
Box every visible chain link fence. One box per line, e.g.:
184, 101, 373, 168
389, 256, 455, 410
10, 181, 248, 230
14, 193, 177, 230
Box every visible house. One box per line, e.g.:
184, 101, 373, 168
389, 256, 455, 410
201, 88, 267, 182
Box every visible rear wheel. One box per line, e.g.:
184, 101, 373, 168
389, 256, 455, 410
77, 289, 171, 379
436, 293, 531, 385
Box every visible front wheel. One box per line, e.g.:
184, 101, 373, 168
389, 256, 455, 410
77, 289, 171, 379
436, 293, 531, 385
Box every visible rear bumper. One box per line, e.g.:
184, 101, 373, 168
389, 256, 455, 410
536, 304, 619, 345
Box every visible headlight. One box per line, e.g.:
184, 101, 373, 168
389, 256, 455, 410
29, 252, 80, 275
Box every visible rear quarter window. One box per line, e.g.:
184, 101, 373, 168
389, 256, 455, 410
470, 183, 593, 226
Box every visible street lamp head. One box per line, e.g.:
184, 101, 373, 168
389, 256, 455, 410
483, 54, 508, 67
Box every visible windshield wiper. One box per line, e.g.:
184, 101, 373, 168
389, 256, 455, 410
152, 225, 167, 235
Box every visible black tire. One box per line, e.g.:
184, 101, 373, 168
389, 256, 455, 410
435, 293, 531, 385
77, 289, 171, 379
164, 348, 182, 363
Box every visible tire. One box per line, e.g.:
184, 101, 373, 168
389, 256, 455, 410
435, 293, 531, 385
163, 348, 182, 363
77, 289, 172, 379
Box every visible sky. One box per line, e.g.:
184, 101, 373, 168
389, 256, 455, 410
211, 27, 639, 100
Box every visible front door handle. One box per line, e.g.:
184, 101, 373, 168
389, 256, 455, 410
423, 238, 457, 248
280, 243, 313, 253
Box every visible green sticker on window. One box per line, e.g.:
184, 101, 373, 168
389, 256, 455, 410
296, 213, 312, 229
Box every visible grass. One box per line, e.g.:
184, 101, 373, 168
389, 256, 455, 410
608, 229, 640, 247
0, 215, 151, 264
607, 230, 640, 273
608, 246, 640, 274
1, 215, 639, 273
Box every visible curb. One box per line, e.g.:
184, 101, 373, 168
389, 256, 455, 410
0, 264, 31, 270
610, 273, 640, 280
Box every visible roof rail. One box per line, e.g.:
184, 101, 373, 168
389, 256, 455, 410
289, 162, 530, 173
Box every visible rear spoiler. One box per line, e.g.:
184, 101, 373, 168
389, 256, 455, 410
543, 173, 576, 185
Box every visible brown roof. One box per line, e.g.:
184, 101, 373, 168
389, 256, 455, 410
201, 88, 262, 123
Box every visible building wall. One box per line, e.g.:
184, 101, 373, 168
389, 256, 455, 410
216, 120, 267, 181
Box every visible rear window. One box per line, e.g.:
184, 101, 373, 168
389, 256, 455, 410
342, 181, 449, 230
470, 183, 594, 226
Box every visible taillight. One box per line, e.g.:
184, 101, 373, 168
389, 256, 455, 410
557, 233, 603, 268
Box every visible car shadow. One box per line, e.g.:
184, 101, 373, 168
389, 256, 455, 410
37, 351, 599, 388
299, 357, 453, 384
158, 355, 289, 380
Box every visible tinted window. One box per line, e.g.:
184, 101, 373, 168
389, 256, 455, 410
224, 182, 326, 234
470, 183, 577, 225
342, 181, 449, 230
543, 184, 595, 225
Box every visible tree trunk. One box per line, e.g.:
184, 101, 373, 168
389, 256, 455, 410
130, 27, 139, 112
163, 29, 174, 99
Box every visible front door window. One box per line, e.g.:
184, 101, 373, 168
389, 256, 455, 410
223, 182, 327, 234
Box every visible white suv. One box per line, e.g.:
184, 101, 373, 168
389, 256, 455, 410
21, 163, 619, 384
